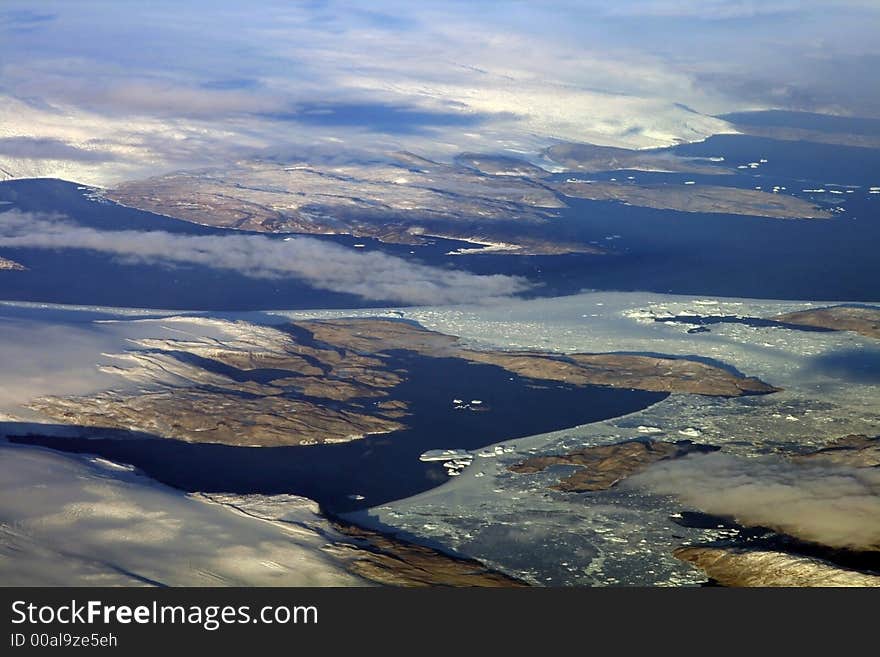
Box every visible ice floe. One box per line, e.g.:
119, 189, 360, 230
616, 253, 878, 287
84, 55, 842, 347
636, 426, 664, 434
420, 449, 471, 462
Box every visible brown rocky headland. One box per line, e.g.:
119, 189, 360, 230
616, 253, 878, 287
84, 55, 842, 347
509, 439, 718, 492
772, 305, 880, 339
28, 317, 778, 448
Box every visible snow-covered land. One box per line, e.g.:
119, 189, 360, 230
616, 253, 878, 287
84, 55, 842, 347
0, 443, 367, 586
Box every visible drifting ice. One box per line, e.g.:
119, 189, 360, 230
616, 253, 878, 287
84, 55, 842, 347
420, 449, 471, 462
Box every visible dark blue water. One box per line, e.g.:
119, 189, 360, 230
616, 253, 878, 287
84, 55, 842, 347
718, 110, 880, 138
8, 349, 668, 513
670, 134, 880, 186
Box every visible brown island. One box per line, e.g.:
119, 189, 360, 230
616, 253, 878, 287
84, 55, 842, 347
772, 305, 880, 340
556, 180, 831, 219
509, 439, 718, 492
30, 317, 778, 448
105, 155, 595, 256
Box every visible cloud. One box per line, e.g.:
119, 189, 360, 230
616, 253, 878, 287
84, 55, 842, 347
0, 137, 115, 162
626, 452, 880, 551
0, 211, 531, 305
0, 1, 736, 186
2, 1, 879, 186
696, 53, 880, 118
76, 81, 284, 118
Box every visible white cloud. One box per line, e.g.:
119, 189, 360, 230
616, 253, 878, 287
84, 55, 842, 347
627, 452, 880, 551
0, 1, 877, 186
0, 211, 531, 305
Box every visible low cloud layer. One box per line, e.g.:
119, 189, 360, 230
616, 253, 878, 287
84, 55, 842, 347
626, 452, 880, 551
0, 211, 530, 305
0, 136, 114, 162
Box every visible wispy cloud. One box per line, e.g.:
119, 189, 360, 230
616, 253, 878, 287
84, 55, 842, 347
0, 137, 115, 162
1, 1, 878, 185
627, 452, 880, 551
0, 211, 531, 305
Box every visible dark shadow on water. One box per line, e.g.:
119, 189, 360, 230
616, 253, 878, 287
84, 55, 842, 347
265, 101, 507, 136
803, 347, 880, 383
654, 315, 837, 335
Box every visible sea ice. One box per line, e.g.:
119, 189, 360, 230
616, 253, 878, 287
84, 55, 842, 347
636, 426, 664, 434
420, 449, 471, 462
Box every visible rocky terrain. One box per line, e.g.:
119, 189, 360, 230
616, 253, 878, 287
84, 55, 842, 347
794, 434, 880, 468
454, 153, 552, 178
556, 180, 831, 219
104, 147, 831, 256
509, 439, 717, 492
29, 318, 410, 447
105, 154, 597, 256
544, 142, 728, 175
28, 317, 778, 447
0, 255, 25, 270
674, 546, 880, 587
197, 493, 524, 587
772, 305, 880, 340
463, 350, 778, 396
327, 519, 526, 587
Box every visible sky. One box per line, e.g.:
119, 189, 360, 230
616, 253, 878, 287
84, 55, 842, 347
1, 1, 879, 185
